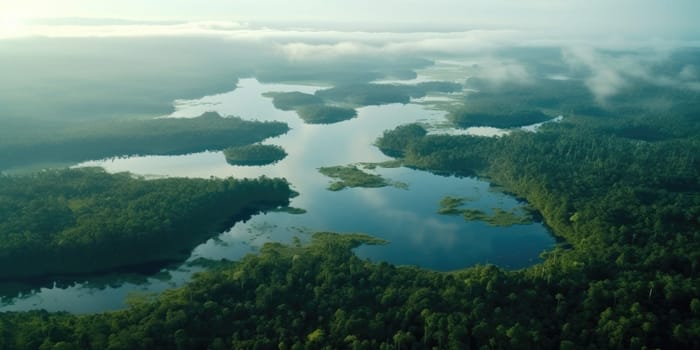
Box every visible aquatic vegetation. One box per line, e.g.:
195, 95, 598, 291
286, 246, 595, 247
318, 165, 394, 191
271, 206, 308, 215
438, 196, 534, 226
461, 208, 534, 226
437, 196, 469, 215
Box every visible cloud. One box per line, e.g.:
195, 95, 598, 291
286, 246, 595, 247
4, 19, 699, 99
276, 29, 530, 63
0, 20, 248, 38
679, 65, 698, 81
562, 47, 631, 102
562, 46, 700, 103
280, 41, 379, 61
4, 18, 698, 51
469, 59, 533, 86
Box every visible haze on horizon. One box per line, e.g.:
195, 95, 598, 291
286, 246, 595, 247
2, 0, 699, 124
2, 0, 700, 40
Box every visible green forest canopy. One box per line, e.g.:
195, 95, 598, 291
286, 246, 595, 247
0, 167, 292, 279
1, 48, 700, 349
295, 105, 358, 124
223, 144, 288, 166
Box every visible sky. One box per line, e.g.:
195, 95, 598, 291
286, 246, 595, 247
1, 0, 699, 39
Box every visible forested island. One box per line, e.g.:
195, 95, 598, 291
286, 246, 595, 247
295, 105, 358, 124
0, 168, 292, 279
0, 112, 289, 171
223, 144, 287, 166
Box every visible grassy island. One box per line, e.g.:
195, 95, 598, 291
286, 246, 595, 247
318, 165, 388, 191
437, 196, 534, 226
0, 168, 292, 280
318, 165, 408, 191
462, 208, 534, 226
223, 144, 287, 166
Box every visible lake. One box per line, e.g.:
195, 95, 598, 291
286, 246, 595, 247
0, 78, 555, 313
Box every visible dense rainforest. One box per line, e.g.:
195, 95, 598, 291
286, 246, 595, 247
1, 90, 698, 349
0, 168, 292, 279
0, 46, 699, 349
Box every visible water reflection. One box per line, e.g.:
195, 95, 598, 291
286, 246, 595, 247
3, 78, 554, 313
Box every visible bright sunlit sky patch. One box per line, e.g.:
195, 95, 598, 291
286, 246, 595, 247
1, 0, 699, 39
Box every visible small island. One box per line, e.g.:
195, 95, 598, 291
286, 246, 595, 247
295, 105, 357, 124
223, 144, 287, 166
